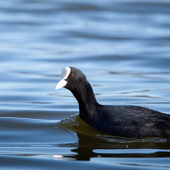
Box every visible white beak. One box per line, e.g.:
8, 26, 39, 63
55, 67, 71, 89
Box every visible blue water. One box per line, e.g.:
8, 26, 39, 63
1, 0, 170, 169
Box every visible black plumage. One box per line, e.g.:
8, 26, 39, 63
58, 67, 170, 138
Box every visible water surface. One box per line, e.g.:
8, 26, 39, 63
0, 0, 170, 169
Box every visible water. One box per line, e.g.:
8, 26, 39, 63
1, 0, 170, 169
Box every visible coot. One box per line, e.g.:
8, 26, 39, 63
55, 67, 170, 138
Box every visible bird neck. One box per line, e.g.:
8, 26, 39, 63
69, 82, 99, 121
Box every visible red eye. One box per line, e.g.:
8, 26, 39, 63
70, 74, 74, 78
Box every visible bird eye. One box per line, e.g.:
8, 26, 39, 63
70, 74, 74, 78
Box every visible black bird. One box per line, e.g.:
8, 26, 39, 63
55, 67, 170, 138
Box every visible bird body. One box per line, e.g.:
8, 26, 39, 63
89, 105, 170, 138
55, 67, 170, 138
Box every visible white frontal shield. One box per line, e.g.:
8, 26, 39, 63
55, 67, 71, 89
